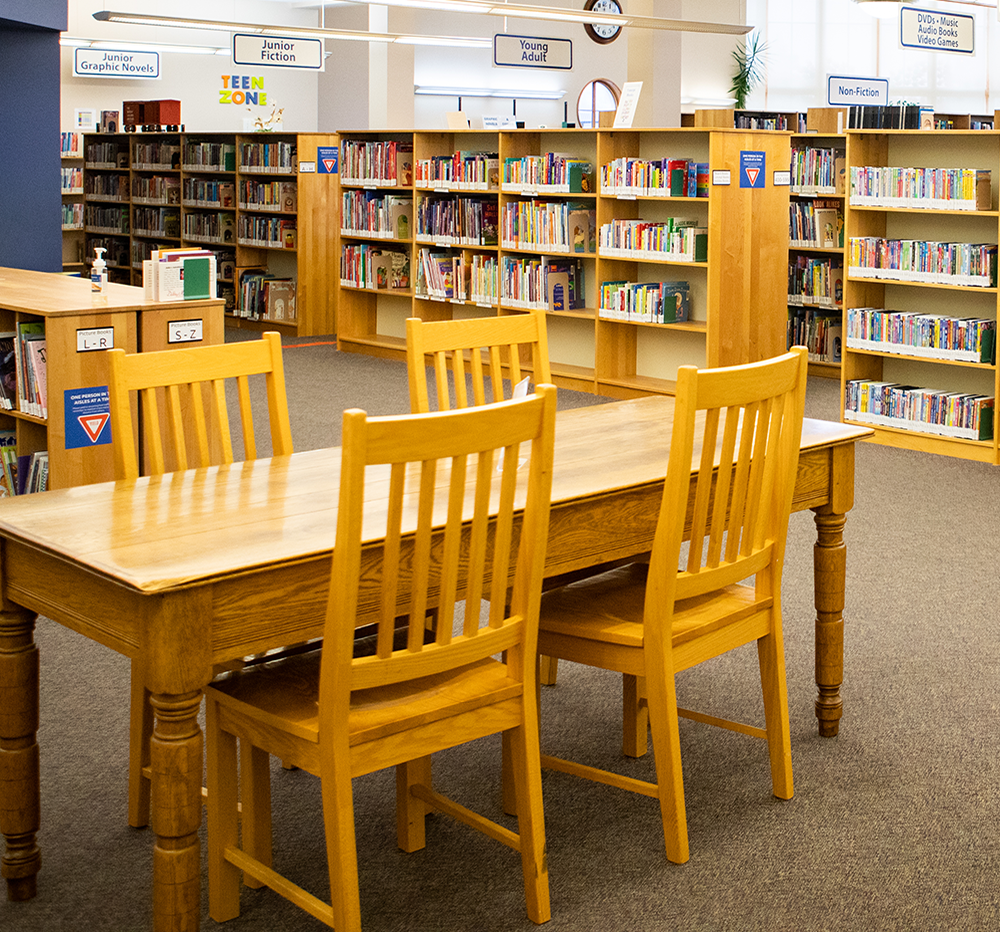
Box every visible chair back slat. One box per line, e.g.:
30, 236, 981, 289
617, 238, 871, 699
333, 386, 557, 696
651, 348, 808, 607
107, 332, 292, 480
406, 311, 551, 413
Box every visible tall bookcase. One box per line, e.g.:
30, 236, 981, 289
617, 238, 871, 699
81, 131, 337, 336
841, 129, 1000, 463
335, 127, 791, 397
61, 131, 85, 273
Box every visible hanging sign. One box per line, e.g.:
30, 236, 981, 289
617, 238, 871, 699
493, 35, 573, 70
900, 7, 975, 55
233, 34, 324, 70
74, 49, 159, 79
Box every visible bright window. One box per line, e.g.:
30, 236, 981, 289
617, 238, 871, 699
577, 79, 620, 128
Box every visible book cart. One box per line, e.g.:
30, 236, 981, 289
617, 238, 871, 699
841, 129, 1000, 463
334, 127, 791, 397
81, 131, 337, 336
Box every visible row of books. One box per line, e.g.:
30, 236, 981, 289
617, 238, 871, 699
501, 155, 594, 194
340, 140, 413, 186
0, 434, 48, 497
0, 324, 47, 419
845, 105, 925, 130
787, 308, 842, 364
61, 131, 82, 158
340, 243, 411, 290
844, 307, 996, 364
61, 166, 83, 192
500, 202, 595, 253
788, 256, 843, 307
182, 141, 237, 172
734, 112, 802, 131
183, 211, 235, 244
600, 157, 709, 198
235, 270, 296, 321
89, 238, 128, 268
183, 178, 235, 208
85, 173, 128, 200
132, 142, 180, 170
132, 175, 180, 204
599, 280, 690, 324
237, 215, 296, 249
133, 207, 180, 238
499, 256, 585, 311
416, 250, 500, 305
238, 141, 296, 174
789, 199, 843, 249
849, 166, 991, 211
142, 247, 218, 302
847, 237, 998, 288
414, 151, 499, 190
790, 146, 845, 195
240, 180, 297, 212
341, 191, 412, 239
84, 204, 129, 234
62, 203, 83, 229
85, 141, 128, 168
416, 196, 498, 246
844, 379, 994, 441
597, 219, 707, 263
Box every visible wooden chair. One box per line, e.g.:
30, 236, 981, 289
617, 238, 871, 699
205, 385, 558, 930
107, 331, 293, 828
405, 310, 550, 413
535, 347, 808, 864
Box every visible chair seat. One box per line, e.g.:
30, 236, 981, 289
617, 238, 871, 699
208, 652, 523, 750
539, 562, 769, 656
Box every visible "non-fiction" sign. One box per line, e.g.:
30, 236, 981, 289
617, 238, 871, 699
827, 74, 889, 107
74, 49, 159, 79
233, 34, 324, 70
900, 6, 974, 55
493, 34, 572, 70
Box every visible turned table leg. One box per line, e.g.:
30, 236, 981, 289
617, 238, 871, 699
0, 607, 41, 902
813, 504, 846, 737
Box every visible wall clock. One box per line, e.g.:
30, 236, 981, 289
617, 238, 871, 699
584, 0, 623, 44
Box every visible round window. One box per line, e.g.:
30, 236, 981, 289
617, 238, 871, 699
576, 79, 620, 129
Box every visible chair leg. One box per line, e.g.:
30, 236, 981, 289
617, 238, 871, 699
322, 748, 363, 932
127, 661, 153, 828
507, 713, 551, 924
240, 743, 273, 888
396, 755, 432, 853
622, 674, 649, 758
538, 655, 558, 685
757, 627, 794, 801
644, 662, 689, 865
206, 698, 242, 922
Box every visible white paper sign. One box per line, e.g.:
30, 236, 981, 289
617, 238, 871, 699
613, 82, 642, 128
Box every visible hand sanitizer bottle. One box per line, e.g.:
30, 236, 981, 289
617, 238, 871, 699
92, 247, 108, 294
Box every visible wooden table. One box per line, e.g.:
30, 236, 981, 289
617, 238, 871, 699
0, 396, 870, 930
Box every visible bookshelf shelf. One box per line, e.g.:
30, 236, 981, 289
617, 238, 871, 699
81, 131, 337, 335
841, 128, 1000, 462
336, 127, 790, 397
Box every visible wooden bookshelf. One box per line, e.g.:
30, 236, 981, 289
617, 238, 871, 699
61, 131, 85, 273
81, 131, 337, 336
841, 129, 1000, 463
335, 127, 791, 399
0, 267, 224, 489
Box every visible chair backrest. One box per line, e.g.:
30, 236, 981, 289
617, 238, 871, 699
107, 331, 293, 480
319, 384, 557, 715
646, 346, 808, 610
405, 311, 552, 413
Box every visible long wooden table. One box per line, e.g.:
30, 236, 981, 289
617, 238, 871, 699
0, 396, 870, 930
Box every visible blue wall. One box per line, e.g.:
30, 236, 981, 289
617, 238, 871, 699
0, 18, 63, 271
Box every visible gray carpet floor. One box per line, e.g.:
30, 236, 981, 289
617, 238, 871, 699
3, 338, 999, 932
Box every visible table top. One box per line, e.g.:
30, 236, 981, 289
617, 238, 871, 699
0, 396, 870, 596
0, 266, 225, 317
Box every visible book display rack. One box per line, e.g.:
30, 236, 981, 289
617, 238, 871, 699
335, 127, 791, 397
841, 129, 1000, 463
81, 131, 337, 336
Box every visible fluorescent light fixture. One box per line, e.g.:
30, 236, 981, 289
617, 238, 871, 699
415, 85, 565, 99
340, 0, 753, 34
93, 10, 493, 48
61, 35, 230, 55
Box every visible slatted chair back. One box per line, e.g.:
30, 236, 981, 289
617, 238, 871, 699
107, 331, 292, 480
648, 346, 808, 615
405, 311, 551, 413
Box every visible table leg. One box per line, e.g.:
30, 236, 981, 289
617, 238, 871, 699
0, 607, 41, 902
813, 504, 846, 737
149, 689, 204, 932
